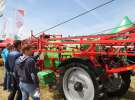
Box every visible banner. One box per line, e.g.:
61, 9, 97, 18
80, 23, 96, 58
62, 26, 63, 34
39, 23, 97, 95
15, 9, 25, 39
16, 9, 24, 29
0, 0, 6, 17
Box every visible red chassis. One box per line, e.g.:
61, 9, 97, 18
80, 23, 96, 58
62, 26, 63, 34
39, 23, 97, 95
26, 25, 135, 75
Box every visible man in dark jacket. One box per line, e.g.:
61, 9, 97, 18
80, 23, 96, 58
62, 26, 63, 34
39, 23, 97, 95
8, 40, 22, 100
14, 45, 40, 100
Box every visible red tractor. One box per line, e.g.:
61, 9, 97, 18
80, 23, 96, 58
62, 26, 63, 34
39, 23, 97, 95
26, 25, 135, 100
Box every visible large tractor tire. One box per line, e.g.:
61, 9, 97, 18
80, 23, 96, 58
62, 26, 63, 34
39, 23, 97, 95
105, 71, 131, 97
58, 59, 107, 100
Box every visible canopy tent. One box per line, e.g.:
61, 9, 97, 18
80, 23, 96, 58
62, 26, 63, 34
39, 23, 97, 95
110, 16, 134, 34
0, 38, 14, 47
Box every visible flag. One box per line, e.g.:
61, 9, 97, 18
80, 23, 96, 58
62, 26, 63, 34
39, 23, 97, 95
15, 9, 25, 40
16, 9, 24, 29
0, 0, 6, 17
18, 9, 24, 16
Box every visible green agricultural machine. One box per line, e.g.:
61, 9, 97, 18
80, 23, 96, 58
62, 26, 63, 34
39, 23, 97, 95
28, 17, 135, 100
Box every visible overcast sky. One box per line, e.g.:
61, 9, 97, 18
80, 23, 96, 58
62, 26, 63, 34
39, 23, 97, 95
0, 0, 135, 39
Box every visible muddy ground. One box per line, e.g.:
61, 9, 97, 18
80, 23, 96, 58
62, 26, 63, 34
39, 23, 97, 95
0, 67, 135, 100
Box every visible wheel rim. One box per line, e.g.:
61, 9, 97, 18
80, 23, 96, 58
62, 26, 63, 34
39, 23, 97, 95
63, 67, 95, 100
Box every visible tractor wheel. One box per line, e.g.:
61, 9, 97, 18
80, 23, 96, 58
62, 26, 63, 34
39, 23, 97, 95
106, 71, 131, 97
59, 62, 107, 100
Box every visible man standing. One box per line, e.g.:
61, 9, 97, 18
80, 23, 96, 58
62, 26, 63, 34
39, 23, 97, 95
14, 45, 40, 100
1, 43, 11, 90
8, 40, 22, 100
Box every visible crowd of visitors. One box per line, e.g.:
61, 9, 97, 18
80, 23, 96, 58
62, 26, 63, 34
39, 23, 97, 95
1, 40, 40, 100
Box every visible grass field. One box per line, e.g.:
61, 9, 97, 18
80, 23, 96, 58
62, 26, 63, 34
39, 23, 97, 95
0, 66, 135, 100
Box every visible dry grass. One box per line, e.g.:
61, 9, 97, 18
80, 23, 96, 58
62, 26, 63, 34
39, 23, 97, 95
0, 67, 135, 100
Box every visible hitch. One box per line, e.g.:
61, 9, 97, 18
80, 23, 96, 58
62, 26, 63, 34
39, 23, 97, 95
131, 70, 135, 76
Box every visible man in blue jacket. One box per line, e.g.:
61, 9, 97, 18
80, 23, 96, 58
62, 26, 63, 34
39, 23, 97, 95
8, 40, 22, 100
14, 44, 40, 100
1, 43, 12, 90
